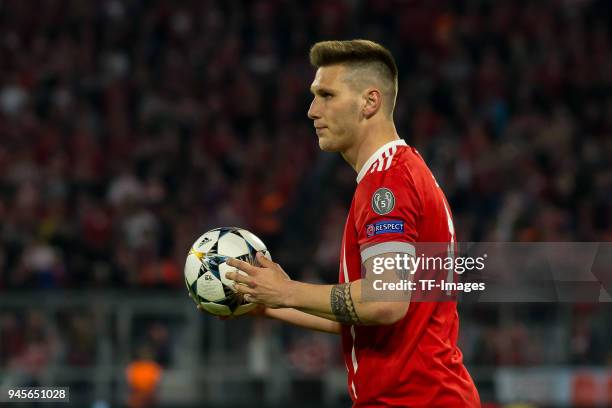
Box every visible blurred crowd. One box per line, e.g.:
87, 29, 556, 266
0, 0, 612, 289
1, 0, 611, 289
0, 0, 318, 290
1, 0, 612, 404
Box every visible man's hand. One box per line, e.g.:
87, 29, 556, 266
225, 252, 293, 308
189, 290, 268, 319
199, 303, 267, 319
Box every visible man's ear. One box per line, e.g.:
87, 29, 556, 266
362, 88, 382, 118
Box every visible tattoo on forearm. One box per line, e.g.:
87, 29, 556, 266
395, 266, 412, 281
330, 283, 361, 324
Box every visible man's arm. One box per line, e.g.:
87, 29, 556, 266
227, 252, 411, 326
193, 298, 340, 334
286, 279, 409, 326
264, 308, 341, 334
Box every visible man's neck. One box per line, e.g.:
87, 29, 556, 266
342, 121, 400, 174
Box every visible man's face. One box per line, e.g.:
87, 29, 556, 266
308, 65, 362, 152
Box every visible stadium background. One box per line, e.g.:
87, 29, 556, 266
1, 0, 611, 407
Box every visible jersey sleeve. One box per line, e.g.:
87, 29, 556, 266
354, 166, 421, 263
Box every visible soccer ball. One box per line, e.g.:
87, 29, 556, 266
184, 227, 271, 317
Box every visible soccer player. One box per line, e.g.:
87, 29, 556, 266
223, 40, 481, 407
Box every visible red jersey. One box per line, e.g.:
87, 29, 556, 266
339, 140, 480, 407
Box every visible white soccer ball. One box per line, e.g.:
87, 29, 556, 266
184, 227, 271, 316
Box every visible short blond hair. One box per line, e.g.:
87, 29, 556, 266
309, 39, 398, 115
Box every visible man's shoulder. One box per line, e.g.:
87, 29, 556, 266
353, 145, 443, 214
352, 148, 423, 216
356, 145, 419, 191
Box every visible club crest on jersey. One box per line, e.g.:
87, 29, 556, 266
371, 187, 395, 215
366, 220, 404, 237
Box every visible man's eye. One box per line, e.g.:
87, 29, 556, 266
322, 93, 333, 98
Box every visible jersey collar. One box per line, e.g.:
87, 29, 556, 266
356, 139, 407, 183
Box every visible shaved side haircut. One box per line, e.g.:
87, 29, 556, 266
309, 39, 399, 117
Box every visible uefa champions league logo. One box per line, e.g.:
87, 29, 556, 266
372, 188, 395, 215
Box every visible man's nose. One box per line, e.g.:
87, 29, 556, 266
308, 99, 320, 120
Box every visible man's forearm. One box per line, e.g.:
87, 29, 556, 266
291, 284, 362, 324
285, 279, 408, 325
264, 307, 341, 334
